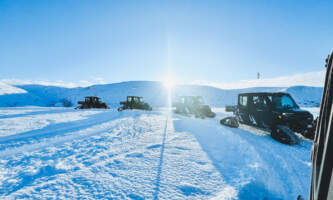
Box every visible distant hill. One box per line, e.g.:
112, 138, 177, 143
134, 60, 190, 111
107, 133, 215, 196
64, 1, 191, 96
0, 81, 323, 108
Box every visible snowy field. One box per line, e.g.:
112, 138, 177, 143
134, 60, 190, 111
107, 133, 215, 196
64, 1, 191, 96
0, 107, 315, 199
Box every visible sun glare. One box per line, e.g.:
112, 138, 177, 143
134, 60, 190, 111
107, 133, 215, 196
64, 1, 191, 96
163, 78, 176, 89
163, 77, 176, 109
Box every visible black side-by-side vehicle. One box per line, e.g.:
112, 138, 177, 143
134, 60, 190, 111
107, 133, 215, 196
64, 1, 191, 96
118, 96, 152, 111
224, 92, 316, 144
173, 96, 216, 118
75, 96, 109, 109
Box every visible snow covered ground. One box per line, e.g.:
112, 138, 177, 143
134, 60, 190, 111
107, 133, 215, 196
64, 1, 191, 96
0, 107, 315, 199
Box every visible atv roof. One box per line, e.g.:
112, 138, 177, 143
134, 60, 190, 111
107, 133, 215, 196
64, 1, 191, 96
127, 96, 143, 98
238, 92, 289, 96
85, 96, 100, 98
178, 96, 203, 98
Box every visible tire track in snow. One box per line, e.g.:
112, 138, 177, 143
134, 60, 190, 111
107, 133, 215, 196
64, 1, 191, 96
0, 111, 140, 159
0, 108, 75, 119
156, 114, 230, 199
0, 111, 121, 145
0, 109, 228, 199
0, 111, 166, 199
229, 127, 312, 198
172, 114, 311, 199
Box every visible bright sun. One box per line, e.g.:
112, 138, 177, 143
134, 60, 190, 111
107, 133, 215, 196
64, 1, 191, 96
163, 78, 176, 89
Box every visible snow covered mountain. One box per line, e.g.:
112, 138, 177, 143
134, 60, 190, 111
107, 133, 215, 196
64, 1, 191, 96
0, 81, 27, 95
0, 81, 323, 108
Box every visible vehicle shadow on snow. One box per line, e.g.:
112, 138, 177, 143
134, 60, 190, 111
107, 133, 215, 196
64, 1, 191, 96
172, 115, 312, 200
153, 117, 168, 200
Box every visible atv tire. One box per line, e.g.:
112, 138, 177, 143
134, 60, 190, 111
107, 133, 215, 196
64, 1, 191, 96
271, 125, 300, 145
220, 117, 239, 128
301, 129, 315, 140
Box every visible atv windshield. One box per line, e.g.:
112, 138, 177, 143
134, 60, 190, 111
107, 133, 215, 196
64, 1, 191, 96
272, 94, 299, 110
134, 97, 141, 103
194, 97, 204, 105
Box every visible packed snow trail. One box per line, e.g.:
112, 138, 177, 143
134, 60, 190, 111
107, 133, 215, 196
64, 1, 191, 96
0, 107, 313, 199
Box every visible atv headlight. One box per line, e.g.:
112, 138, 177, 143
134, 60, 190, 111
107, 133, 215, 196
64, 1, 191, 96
278, 115, 282, 119
281, 113, 291, 119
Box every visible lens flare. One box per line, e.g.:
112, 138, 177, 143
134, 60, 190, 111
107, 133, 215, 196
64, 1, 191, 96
163, 77, 176, 110
163, 78, 176, 89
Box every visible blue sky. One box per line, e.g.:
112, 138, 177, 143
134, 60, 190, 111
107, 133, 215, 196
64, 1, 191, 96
0, 0, 332, 85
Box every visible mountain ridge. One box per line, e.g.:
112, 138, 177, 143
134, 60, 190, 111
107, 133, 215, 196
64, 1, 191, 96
0, 80, 323, 107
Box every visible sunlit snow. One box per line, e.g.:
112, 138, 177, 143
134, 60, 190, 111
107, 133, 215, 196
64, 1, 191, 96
0, 107, 315, 199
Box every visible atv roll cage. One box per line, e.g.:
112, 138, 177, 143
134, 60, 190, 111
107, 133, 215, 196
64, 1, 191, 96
228, 92, 315, 144
173, 96, 216, 118
85, 96, 100, 103
75, 96, 109, 109
118, 96, 152, 111
127, 96, 143, 103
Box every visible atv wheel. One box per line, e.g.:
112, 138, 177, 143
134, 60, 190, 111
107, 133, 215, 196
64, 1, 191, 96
206, 112, 216, 118
195, 113, 205, 119
271, 125, 300, 145
220, 117, 239, 128
301, 129, 315, 140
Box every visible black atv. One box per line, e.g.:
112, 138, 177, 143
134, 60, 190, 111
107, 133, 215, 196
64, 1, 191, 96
223, 92, 315, 144
75, 96, 109, 109
173, 96, 216, 118
118, 96, 152, 111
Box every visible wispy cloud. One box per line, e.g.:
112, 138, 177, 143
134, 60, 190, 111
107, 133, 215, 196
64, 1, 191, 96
192, 70, 326, 89
1, 77, 107, 88
0, 70, 326, 91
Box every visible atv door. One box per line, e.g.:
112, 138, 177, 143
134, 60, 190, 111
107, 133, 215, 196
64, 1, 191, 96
237, 94, 251, 124
249, 95, 273, 128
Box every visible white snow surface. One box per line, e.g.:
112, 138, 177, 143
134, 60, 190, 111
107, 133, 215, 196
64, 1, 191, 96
0, 107, 316, 199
